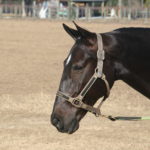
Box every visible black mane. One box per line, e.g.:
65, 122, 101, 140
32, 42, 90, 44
114, 27, 150, 33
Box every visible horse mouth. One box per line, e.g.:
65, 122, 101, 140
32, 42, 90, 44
67, 120, 79, 134
56, 119, 80, 134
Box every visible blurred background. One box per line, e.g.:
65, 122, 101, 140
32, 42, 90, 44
0, 1, 150, 150
0, 0, 150, 21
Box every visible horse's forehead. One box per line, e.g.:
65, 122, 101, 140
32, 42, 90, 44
72, 44, 86, 58
65, 43, 89, 66
65, 51, 84, 67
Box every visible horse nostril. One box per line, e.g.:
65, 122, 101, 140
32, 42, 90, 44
52, 118, 59, 126
56, 120, 63, 130
51, 115, 64, 131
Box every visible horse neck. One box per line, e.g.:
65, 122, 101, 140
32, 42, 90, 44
102, 33, 150, 99
114, 61, 150, 99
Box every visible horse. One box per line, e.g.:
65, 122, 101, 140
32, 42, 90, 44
51, 22, 150, 134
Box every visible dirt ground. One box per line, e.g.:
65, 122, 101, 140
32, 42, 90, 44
0, 19, 150, 150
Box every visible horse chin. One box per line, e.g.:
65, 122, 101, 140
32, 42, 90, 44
66, 110, 88, 134
59, 119, 80, 134
67, 121, 79, 134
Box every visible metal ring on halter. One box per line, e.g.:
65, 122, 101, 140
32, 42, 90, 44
71, 98, 83, 107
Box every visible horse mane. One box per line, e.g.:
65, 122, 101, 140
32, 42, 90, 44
114, 27, 150, 33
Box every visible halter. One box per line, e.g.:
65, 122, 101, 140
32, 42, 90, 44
56, 33, 110, 117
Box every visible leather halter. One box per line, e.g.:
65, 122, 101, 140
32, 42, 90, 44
56, 33, 110, 117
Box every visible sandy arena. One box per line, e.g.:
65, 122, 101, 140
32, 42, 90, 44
0, 19, 150, 150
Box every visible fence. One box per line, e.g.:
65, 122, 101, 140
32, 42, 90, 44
0, 3, 150, 21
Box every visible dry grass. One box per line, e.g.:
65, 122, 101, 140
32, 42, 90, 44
0, 19, 149, 150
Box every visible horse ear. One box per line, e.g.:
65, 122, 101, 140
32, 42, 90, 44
63, 23, 80, 40
73, 21, 94, 38
73, 21, 96, 45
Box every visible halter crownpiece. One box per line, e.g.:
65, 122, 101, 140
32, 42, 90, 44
56, 33, 110, 117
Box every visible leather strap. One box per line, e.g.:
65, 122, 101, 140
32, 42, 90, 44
96, 33, 105, 77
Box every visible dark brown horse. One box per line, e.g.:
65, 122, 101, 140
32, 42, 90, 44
51, 22, 150, 134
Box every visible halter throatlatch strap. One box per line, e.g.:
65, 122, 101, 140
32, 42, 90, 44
56, 33, 110, 117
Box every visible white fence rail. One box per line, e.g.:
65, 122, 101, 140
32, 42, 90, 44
0, 4, 150, 20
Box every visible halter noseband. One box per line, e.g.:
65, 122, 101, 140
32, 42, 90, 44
56, 33, 110, 117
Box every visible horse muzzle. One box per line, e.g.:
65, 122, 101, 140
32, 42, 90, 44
51, 114, 79, 134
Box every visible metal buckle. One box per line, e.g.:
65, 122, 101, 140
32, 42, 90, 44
95, 68, 98, 73
72, 98, 82, 108
95, 68, 102, 78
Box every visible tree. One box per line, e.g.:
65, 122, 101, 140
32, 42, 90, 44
106, 0, 118, 6
145, 0, 150, 6
106, 0, 144, 7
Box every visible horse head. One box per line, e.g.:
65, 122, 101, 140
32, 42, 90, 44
51, 23, 116, 134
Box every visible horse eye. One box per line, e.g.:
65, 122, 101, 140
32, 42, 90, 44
72, 65, 83, 70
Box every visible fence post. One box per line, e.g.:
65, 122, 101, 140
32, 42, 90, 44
0, 0, 2, 17
68, 0, 72, 20
128, 0, 131, 20
75, 6, 79, 20
101, 1, 104, 17
141, 0, 144, 8
22, 0, 26, 17
48, 7, 51, 19
85, 3, 89, 20
118, 0, 122, 19
33, 1, 36, 18
14, 5, 18, 16
89, 7, 91, 19
0, 4, 2, 17
128, 8, 131, 20
56, 6, 59, 19
144, 7, 148, 23
123, 7, 127, 18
